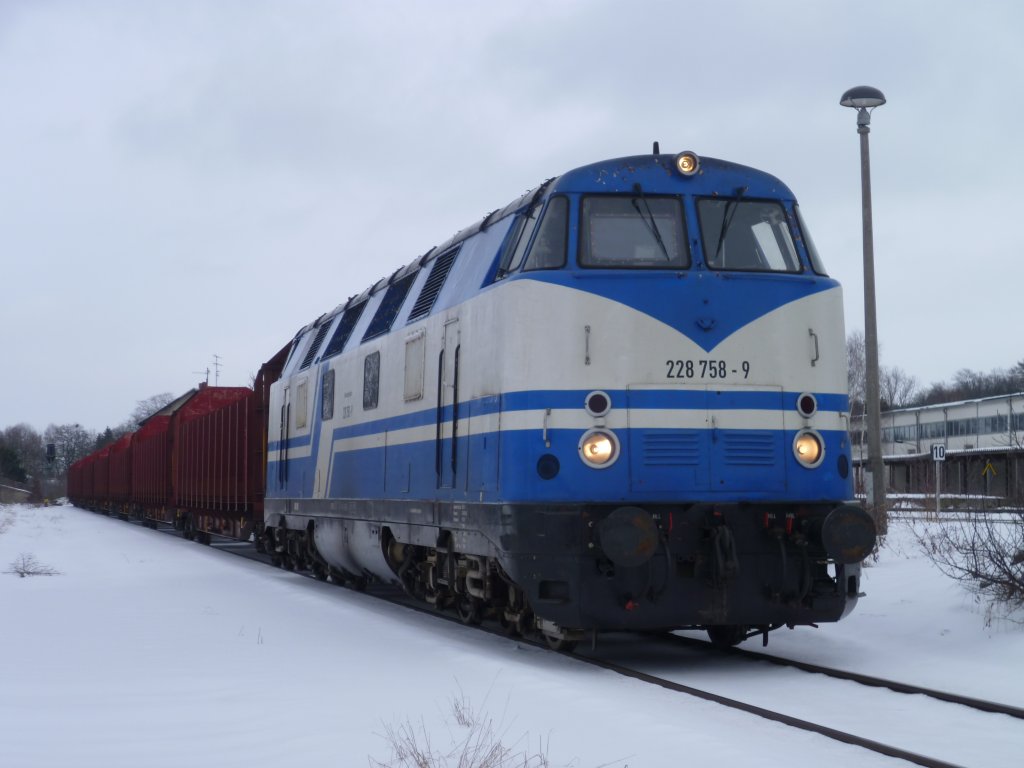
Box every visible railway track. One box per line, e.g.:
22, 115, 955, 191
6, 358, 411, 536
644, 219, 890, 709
130, 514, 1022, 768
574, 634, 1024, 768
669, 634, 1024, 720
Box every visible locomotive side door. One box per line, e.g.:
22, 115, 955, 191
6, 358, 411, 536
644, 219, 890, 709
277, 385, 291, 491
436, 319, 460, 489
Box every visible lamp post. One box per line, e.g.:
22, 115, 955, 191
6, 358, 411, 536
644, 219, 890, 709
841, 85, 887, 535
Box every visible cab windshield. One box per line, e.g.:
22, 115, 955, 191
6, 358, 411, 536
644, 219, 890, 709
698, 198, 801, 272
579, 195, 688, 268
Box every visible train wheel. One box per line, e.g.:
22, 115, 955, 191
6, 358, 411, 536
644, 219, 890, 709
707, 625, 748, 648
542, 633, 577, 653
456, 597, 483, 626
312, 563, 328, 581
515, 611, 533, 637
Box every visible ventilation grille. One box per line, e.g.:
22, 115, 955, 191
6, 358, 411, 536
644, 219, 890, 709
642, 431, 700, 466
299, 322, 332, 370
321, 302, 367, 360
363, 273, 417, 342
722, 431, 776, 466
407, 247, 459, 322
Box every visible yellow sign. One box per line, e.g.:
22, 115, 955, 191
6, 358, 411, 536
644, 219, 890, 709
983, 461, 997, 477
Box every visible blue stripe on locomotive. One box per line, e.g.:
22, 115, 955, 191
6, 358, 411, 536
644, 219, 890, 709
266, 426, 850, 503
266, 386, 852, 503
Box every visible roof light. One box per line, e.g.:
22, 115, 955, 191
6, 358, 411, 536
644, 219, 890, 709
674, 151, 700, 177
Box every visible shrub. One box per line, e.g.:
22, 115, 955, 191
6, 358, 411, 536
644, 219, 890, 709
370, 693, 550, 768
914, 511, 1024, 616
4, 553, 60, 578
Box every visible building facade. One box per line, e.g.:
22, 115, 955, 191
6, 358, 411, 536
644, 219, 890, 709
852, 392, 1024, 499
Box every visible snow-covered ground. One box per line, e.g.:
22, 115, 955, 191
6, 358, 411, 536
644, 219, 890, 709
1, 502, 1021, 767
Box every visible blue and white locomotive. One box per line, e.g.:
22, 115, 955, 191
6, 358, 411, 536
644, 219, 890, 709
263, 149, 876, 649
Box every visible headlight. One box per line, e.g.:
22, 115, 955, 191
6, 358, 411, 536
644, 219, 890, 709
793, 430, 824, 468
579, 429, 619, 468
674, 151, 700, 176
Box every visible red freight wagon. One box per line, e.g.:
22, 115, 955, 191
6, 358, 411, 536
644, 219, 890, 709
171, 343, 290, 541
80, 453, 98, 505
92, 446, 112, 506
173, 385, 253, 540
107, 433, 134, 509
132, 414, 172, 513
68, 455, 90, 506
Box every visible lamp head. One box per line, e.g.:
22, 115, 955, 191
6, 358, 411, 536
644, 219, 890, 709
841, 86, 886, 109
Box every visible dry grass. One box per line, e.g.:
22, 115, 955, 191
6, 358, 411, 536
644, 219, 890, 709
370, 693, 551, 768
4, 552, 61, 578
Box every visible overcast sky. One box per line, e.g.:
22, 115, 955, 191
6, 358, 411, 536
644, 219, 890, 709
2, 0, 1022, 433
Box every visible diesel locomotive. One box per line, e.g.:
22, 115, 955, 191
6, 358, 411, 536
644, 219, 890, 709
260, 148, 875, 649
71, 148, 875, 650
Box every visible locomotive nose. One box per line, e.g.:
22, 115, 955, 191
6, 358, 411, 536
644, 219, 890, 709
820, 504, 877, 564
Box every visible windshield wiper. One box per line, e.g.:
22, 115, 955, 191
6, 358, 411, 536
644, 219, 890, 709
631, 183, 671, 261
712, 185, 748, 266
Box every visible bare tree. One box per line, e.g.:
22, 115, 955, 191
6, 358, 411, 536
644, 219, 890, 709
126, 393, 176, 430
847, 332, 868, 481
847, 330, 866, 413
880, 366, 919, 409
0, 424, 45, 483
1012, 360, 1024, 390
43, 423, 96, 477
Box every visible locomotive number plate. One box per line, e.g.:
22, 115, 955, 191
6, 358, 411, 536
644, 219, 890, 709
665, 359, 751, 380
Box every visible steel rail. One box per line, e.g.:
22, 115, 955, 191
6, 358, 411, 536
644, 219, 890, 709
571, 652, 966, 768
659, 633, 1024, 720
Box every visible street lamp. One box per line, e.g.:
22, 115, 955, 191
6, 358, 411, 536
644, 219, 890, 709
841, 85, 887, 534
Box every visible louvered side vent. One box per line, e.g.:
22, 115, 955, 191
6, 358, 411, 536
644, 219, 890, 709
299, 323, 332, 370
407, 247, 459, 322
723, 431, 776, 466
363, 273, 417, 342
643, 431, 700, 466
321, 303, 366, 360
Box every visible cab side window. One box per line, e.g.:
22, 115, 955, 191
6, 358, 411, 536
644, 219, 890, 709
523, 197, 568, 271
495, 209, 540, 279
